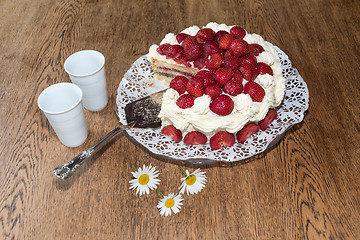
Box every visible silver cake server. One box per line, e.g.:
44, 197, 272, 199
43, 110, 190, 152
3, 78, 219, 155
53, 90, 166, 179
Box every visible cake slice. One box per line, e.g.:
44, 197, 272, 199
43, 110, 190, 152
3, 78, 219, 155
147, 25, 205, 85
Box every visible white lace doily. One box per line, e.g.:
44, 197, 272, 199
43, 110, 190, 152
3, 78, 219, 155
116, 44, 309, 164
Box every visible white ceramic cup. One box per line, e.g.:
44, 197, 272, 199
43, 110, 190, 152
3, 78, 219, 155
64, 50, 108, 111
38, 83, 88, 147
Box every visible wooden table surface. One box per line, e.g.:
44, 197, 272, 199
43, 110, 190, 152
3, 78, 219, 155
1, 0, 359, 239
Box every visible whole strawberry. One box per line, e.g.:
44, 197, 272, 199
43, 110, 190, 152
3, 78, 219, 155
214, 30, 228, 43
196, 70, 215, 88
204, 84, 222, 98
170, 76, 189, 94
214, 67, 233, 87
257, 62, 273, 75
249, 43, 264, 56
186, 76, 204, 98
219, 33, 235, 50
176, 33, 190, 44
165, 45, 184, 59
183, 42, 203, 61
176, 94, 195, 109
157, 44, 171, 55
243, 81, 265, 102
231, 70, 243, 82
210, 94, 234, 116
224, 50, 232, 58
230, 26, 246, 39
194, 57, 206, 69
239, 54, 257, 66
203, 41, 223, 58
222, 55, 241, 70
181, 36, 196, 46
223, 79, 243, 96
205, 53, 224, 70
229, 39, 250, 57
196, 28, 215, 44
240, 63, 257, 81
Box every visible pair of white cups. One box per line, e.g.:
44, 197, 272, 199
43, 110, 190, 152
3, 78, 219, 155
38, 50, 108, 147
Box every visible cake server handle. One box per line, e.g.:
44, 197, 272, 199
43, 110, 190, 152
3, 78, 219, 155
53, 123, 134, 179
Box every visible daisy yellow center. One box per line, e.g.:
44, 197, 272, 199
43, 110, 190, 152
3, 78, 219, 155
138, 174, 149, 185
165, 198, 175, 208
185, 175, 196, 185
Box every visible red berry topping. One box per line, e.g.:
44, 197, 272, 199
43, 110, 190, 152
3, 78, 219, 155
194, 57, 206, 69
236, 123, 260, 143
230, 26, 246, 39
186, 76, 204, 98
203, 41, 223, 58
204, 84, 222, 98
239, 63, 257, 81
249, 45, 256, 56
229, 39, 250, 57
181, 36, 196, 46
196, 28, 215, 44
223, 79, 243, 96
258, 109, 277, 131
206, 53, 224, 70
210, 131, 236, 150
214, 30, 228, 43
222, 55, 241, 70
231, 70, 243, 82
165, 45, 184, 59
174, 54, 192, 67
224, 50, 232, 58
214, 68, 233, 87
257, 62, 273, 75
219, 33, 235, 50
157, 44, 171, 55
183, 42, 203, 61
209, 69, 217, 78
176, 94, 194, 109
183, 131, 208, 145
239, 54, 257, 66
210, 95, 234, 116
243, 81, 265, 102
176, 33, 190, 44
169, 76, 189, 94
196, 70, 215, 88
250, 43, 264, 56
161, 125, 182, 143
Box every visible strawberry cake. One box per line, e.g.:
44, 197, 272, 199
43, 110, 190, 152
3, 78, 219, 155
147, 23, 285, 150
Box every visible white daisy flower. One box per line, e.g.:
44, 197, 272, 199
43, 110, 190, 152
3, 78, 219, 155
157, 193, 183, 216
179, 168, 207, 195
129, 164, 160, 196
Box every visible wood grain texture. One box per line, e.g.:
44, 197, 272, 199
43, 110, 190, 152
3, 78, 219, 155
0, 0, 359, 239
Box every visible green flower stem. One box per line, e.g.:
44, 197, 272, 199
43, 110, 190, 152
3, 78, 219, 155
157, 189, 165, 197
132, 164, 138, 172
178, 166, 188, 176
